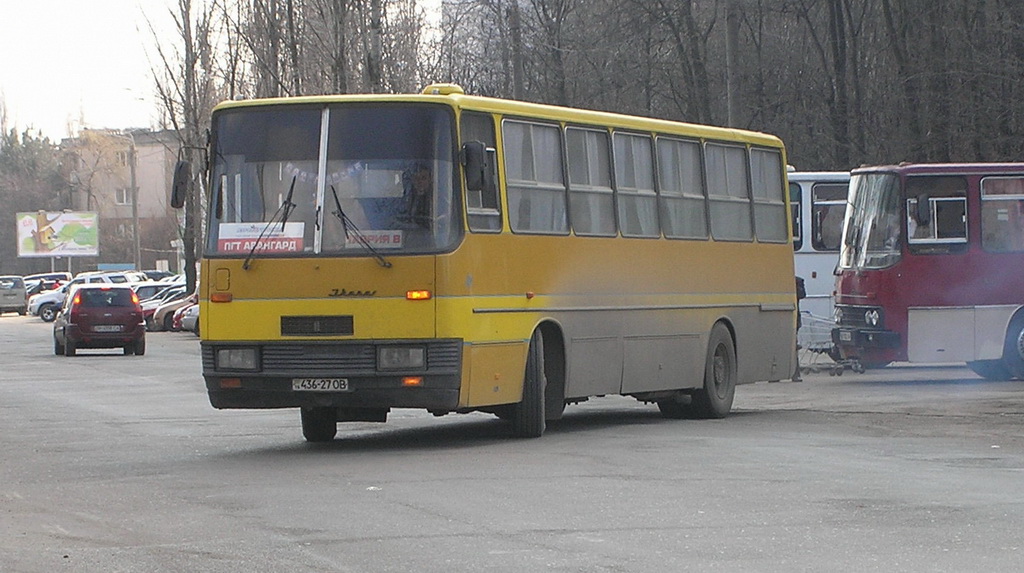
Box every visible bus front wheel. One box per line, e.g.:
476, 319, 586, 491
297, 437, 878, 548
1002, 316, 1024, 379
691, 323, 736, 419
301, 407, 338, 442
511, 330, 546, 438
967, 359, 1012, 381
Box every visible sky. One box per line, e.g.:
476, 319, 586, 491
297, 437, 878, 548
0, 0, 175, 142
0, 1, 442, 143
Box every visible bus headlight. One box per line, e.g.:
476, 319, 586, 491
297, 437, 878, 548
864, 309, 880, 327
833, 307, 844, 324
217, 347, 259, 370
378, 346, 426, 370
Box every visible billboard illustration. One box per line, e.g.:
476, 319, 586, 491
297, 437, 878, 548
17, 211, 99, 257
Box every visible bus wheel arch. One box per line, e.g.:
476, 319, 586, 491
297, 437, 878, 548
537, 321, 566, 421
510, 322, 566, 438
692, 320, 738, 419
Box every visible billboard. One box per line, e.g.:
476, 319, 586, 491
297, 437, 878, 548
16, 211, 99, 257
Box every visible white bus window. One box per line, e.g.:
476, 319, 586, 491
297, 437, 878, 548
503, 120, 569, 234
567, 127, 615, 236
706, 143, 752, 241
613, 132, 658, 238
657, 137, 707, 239
749, 148, 787, 243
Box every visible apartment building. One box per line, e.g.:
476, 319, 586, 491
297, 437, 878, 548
60, 129, 183, 271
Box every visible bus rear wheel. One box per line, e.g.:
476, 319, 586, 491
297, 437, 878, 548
691, 323, 736, 419
511, 330, 546, 438
301, 407, 338, 442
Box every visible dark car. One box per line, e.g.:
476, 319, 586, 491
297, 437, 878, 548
53, 285, 146, 356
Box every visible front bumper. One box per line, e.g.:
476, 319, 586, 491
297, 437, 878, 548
832, 327, 900, 350
202, 339, 463, 411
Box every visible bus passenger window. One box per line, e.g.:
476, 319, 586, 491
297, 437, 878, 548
981, 176, 1024, 252
503, 120, 568, 234
658, 137, 707, 240
613, 132, 658, 238
706, 143, 752, 241
906, 176, 968, 254
749, 148, 787, 243
567, 127, 615, 236
789, 182, 802, 250
811, 183, 848, 252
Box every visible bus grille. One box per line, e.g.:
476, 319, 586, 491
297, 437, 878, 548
281, 315, 354, 336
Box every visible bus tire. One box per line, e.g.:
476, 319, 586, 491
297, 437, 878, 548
301, 407, 337, 442
1002, 315, 1024, 379
657, 394, 691, 419
511, 330, 546, 438
967, 360, 1011, 381
691, 323, 736, 419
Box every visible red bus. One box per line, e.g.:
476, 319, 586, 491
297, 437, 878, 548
832, 163, 1024, 379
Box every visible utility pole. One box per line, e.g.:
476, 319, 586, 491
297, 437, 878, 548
129, 136, 140, 270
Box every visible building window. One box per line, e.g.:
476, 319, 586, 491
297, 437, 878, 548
116, 150, 130, 167
115, 187, 131, 205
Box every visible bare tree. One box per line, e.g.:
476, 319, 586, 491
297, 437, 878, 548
150, 0, 222, 291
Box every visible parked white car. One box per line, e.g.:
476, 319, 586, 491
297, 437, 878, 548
28, 284, 70, 322
29, 272, 139, 322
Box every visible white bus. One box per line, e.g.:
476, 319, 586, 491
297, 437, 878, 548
789, 170, 849, 353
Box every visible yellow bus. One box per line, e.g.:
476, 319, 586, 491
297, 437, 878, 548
174, 83, 796, 442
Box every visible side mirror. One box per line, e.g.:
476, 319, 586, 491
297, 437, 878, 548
914, 194, 931, 226
461, 140, 494, 192
170, 161, 191, 209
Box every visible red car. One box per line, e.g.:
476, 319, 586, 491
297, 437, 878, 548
53, 285, 146, 356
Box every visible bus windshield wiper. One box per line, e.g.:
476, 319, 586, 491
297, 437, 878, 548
243, 176, 296, 270
330, 185, 392, 268
279, 175, 297, 230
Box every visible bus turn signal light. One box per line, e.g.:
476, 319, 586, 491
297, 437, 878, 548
402, 377, 423, 387
211, 292, 233, 303
406, 290, 431, 300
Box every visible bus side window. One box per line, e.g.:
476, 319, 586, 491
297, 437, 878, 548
503, 120, 569, 235
789, 182, 802, 250
981, 176, 1024, 252
906, 176, 968, 254
811, 183, 848, 252
461, 112, 501, 232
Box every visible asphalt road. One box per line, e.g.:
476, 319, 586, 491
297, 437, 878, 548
1, 314, 1022, 572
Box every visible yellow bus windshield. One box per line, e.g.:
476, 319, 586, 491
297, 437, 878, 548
207, 103, 460, 258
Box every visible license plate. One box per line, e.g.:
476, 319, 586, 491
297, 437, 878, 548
93, 325, 123, 333
292, 378, 349, 392
839, 331, 852, 342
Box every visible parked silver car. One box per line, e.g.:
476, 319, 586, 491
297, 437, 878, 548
0, 275, 27, 316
